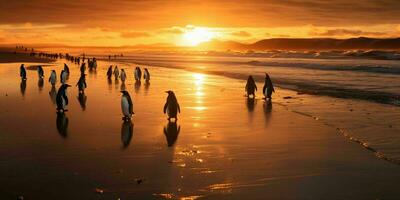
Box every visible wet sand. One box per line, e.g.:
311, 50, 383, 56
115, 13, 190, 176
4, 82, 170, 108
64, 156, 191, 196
0, 58, 400, 199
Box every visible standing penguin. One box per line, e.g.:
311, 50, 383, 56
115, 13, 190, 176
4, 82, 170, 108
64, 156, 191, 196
163, 91, 180, 121
263, 73, 275, 100
80, 63, 86, 74
49, 70, 57, 86
60, 70, 67, 84
56, 84, 71, 112
114, 66, 120, 80
120, 91, 134, 120
143, 68, 150, 82
107, 65, 113, 79
120, 69, 127, 82
245, 75, 257, 98
20, 64, 27, 80
63, 63, 70, 74
76, 74, 87, 93
134, 67, 142, 81
37, 65, 44, 78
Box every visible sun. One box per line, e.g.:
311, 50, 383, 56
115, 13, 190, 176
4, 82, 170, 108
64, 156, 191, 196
182, 27, 214, 46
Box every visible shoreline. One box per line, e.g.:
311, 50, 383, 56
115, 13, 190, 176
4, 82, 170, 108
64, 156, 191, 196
0, 49, 54, 63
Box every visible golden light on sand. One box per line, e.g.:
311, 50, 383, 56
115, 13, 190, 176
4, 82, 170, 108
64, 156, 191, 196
182, 27, 214, 46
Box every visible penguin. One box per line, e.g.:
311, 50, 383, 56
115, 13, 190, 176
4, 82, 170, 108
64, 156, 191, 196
20, 64, 27, 80
49, 70, 57, 86
121, 120, 133, 149
37, 65, 44, 78
163, 90, 180, 121
60, 70, 67, 84
134, 67, 142, 81
263, 73, 275, 99
63, 63, 70, 74
80, 63, 86, 74
56, 84, 71, 112
92, 58, 97, 69
120, 90, 134, 120
114, 66, 119, 80
245, 75, 257, 98
120, 69, 127, 82
163, 121, 180, 147
143, 68, 150, 82
107, 66, 113, 79
76, 74, 87, 93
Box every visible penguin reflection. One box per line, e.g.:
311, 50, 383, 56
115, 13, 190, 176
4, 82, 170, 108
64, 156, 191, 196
77, 92, 87, 111
49, 86, 57, 104
20, 79, 26, 97
121, 120, 134, 149
264, 99, 273, 126
38, 78, 44, 92
120, 82, 126, 91
144, 81, 150, 94
134, 80, 141, 93
56, 112, 69, 138
163, 121, 180, 147
246, 97, 256, 112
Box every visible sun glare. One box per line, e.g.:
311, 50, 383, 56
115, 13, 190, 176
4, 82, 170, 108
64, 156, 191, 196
182, 27, 214, 46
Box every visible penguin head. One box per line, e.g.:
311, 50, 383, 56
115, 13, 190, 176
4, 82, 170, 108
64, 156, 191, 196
65, 84, 71, 87
165, 90, 175, 96
120, 90, 129, 95
265, 73, 270, 79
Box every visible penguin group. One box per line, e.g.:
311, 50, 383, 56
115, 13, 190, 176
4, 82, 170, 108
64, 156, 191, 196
245, 73, 275, 100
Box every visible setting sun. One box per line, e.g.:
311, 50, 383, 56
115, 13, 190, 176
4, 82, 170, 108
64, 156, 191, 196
181, 27, 215, 46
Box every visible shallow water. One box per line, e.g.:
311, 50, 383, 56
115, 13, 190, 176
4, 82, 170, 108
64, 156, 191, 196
1, 60, 400, 199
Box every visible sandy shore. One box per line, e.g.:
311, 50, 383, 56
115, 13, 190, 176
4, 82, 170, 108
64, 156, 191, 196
0, 57, 399, 199
0, 48, 54, 63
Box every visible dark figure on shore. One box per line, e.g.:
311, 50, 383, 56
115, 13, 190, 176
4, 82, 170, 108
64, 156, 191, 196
49, 70, 57, 86
135, 67, 142, 81
56, 84, 71, 112
245, 75, 257, 98
80, 63, 86, 75
164, 121, 180, 147
37, 66, 44, 78
121, 91, 134, 121
107, 66, 113, 79
144, 68, 150, 82
64, 63, 70, 74
20, 64, 27, 80
76, 74, 87, 93
164, 91, 180, 121
263, 73, 275, 100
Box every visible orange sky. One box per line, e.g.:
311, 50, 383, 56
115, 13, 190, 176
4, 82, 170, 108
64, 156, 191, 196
0, 0, 400, 47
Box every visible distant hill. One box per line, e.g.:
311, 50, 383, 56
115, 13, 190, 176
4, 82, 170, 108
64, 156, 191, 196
197, 37, 400, 51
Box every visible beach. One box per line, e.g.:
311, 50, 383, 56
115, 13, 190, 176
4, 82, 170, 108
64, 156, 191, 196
0, 52, 400, 199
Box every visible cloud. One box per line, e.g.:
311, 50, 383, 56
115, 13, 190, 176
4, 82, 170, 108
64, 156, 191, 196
231, 31, 251, 37
158, 27, 185, 34
310, 28, 387, 37
120, 31, 151, 38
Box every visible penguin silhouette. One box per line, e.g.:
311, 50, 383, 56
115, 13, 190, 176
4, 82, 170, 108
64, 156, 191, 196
63, 63, 70, 74
263, 73, 275, 99
20, 64, 27, 80
120, 69, 126, 82
76, 74, 87, 93
49, 70, 57, 86
163, 90, 180, 121
143, 68, 150, 82
56, 84, 71, 112
56, 112, 68, 138
114, 66, 119, 80
120, 91, 134, 120
163, 121, 180, 147
37, 66, 44, 78
60, 70, 67, 84
245, 75, 257, 98
80, 63, 86, 75
107, 65, 113, 79
121, 120, 134, 149
77, 92, 87, 111
134, 67, 142, 81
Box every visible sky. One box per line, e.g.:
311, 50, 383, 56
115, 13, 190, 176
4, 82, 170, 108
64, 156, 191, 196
0, 0, 400, 47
